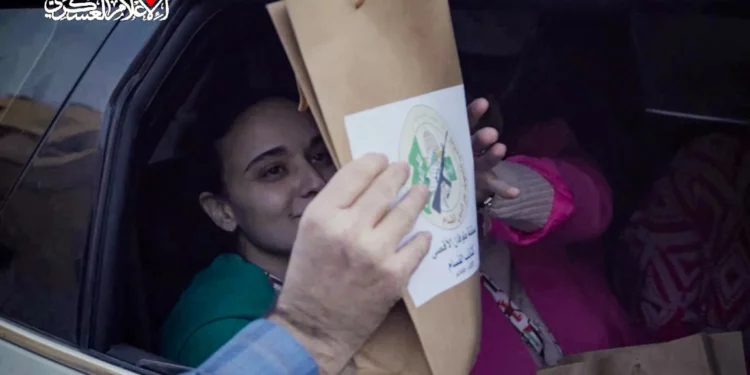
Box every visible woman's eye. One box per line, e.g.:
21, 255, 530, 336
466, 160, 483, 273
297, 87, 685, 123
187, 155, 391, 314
260, 164, 287, 180
311, 152, 332, 165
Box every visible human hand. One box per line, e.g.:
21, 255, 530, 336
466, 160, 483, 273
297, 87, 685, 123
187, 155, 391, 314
468, 98, 520, 204
269, 153, 432, 375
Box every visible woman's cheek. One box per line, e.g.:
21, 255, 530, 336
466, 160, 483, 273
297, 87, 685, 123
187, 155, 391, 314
231, 180, 286, 220
256, 182, 297, 219
317, 164, 337, 183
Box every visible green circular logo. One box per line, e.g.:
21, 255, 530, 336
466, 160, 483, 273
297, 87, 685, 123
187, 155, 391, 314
399, 105, 468, 230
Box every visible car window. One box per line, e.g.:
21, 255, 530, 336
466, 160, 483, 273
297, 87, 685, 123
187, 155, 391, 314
0, 9, 156, 343
0, 10, 111, 199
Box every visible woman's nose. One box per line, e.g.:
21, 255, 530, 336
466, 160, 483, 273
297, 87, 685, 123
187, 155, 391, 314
299, 162, 326, 198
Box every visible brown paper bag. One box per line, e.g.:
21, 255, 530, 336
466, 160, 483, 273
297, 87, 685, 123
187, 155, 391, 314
539, 332, 747, 375
267, 1, 481, 374
707, 332, 747, 375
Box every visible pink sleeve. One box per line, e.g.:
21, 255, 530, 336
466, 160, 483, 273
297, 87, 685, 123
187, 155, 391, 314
489, 155, 613, 246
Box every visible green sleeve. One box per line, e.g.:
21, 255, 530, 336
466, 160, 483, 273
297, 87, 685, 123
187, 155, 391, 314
176, 318, 253, 368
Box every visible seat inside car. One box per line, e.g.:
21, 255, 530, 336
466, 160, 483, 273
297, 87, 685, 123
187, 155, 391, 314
107, 61, 230, 373
136, 155, 234, 349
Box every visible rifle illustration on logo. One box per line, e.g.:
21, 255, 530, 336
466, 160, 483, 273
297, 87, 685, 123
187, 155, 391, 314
432, 131, 452, 213
408, 129, 458, 215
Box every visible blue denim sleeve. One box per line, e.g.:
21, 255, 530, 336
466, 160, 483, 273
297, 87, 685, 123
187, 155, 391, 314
187, 319, 318, 375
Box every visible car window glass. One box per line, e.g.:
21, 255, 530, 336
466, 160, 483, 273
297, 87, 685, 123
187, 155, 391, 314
0, 10, 155, 343
0, 10, 111, 200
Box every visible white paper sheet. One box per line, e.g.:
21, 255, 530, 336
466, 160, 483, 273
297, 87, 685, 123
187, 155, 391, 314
344, 85, 479, 307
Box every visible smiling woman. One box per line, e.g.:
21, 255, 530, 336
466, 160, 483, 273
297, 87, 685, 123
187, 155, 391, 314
158, 67, 338, 366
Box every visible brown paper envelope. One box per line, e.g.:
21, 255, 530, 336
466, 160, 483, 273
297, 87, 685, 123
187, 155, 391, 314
269, 4, 431, 374
281, 0, 480, 374
266, 1, 339, 167
538, 362, 590, 375
283, 0, 464, 164
267, 2, 464, 374
543, 334, 719, 375
296, 82, 310, 111
706, 332, 746, 375
352, 302, 431, 374
272, 0, 481, 374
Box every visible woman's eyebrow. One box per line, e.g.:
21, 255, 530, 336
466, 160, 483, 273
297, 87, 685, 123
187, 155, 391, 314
245, 146, 287, 172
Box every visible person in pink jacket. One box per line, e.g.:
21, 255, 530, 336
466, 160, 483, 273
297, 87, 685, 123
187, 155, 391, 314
467, 98, 640, 374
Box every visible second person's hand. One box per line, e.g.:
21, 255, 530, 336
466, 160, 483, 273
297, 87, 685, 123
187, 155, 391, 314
467, 98, 520, 205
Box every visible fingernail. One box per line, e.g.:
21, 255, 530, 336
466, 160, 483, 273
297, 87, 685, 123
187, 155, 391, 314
364, 153, 389, 168
395, 161, 410, 174
509, 187, 520, 196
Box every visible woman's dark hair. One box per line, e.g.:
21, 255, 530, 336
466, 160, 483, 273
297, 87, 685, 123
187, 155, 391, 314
180, 82, 298, 196
178, 6, 303, 196
178, 3, 306, 196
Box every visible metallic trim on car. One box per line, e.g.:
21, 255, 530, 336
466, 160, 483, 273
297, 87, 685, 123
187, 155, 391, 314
0, 317, 136, 375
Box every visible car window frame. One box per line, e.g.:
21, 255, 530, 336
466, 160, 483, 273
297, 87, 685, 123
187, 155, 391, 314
0, 1, 286, 372
78, 0, 252, 364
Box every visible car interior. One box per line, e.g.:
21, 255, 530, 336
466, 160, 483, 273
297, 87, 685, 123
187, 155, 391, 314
86, 4, 305, 373
73, 0, 749, 374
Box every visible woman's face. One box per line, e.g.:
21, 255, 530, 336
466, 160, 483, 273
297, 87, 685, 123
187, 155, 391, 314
200, 98, 336, 255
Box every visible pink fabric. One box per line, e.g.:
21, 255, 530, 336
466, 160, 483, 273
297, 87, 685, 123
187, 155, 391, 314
474, 287, 539, 375
472, 121, 641, 375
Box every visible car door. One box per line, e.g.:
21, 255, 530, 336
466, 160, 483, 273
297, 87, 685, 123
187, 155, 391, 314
0, 0, 257, 373
0, 7, 158, 374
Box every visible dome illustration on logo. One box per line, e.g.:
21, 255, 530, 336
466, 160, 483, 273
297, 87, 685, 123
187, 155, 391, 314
399, 105, 468, 230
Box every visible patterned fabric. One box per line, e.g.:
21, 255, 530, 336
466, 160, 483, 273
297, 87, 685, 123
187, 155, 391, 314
190, 318, 318, 375
478, 221, 565, 369
480, 272, 563, 365
620, 133, 750, 343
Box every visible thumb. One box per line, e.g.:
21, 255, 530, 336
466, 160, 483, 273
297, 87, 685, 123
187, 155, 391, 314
390, 231, 432, 285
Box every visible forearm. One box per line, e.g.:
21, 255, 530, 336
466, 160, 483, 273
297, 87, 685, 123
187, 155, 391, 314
268, 309, 354, 375
192, 318, 318, 375
484, 155, 612, 245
